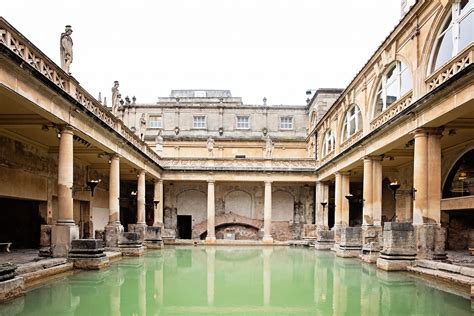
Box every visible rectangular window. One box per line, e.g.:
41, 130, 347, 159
236, 116, 250, 129
280, 116, 294, 129
148, 116, 162, 129
193, 115, 206, 129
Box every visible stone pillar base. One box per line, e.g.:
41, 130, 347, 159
69, 239, 110, 270
262, 236, 273, 244
105, 224, 124, 248
315, 229, 334, 250
205, 236, 216, 244
336, 227, 362, 258
128, 223, 147, 242
360, 225, 383, 263
414, 224, 447, 260
51, 224, 79, 258
0, 277, 24, 303
144, 226, 163, 249
39, 225, 52, 257
118, 232, 145, 256
377, 222, 416, 271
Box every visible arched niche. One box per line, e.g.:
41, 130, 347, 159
272, 190, 294, 221
176, 189, 207, 226
224, 190, 253, 218
443, 149, 474, 198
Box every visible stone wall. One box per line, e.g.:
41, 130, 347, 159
445, 211, 474, 250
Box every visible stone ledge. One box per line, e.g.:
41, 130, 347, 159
16, 258, 68, 275
20, 263, 73, 288
408, 266, 474, 287
414, 260, 474, 278
0, 277, 24, 303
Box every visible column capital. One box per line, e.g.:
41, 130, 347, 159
412, 127, 444, 137
109, 153, 121, 160
58, 125, 74, 135
207, 179, 215, 184
363, 155, 383, 161
264, 180, 273, 185
137, 169, 146, 176
334, 171, 351, 176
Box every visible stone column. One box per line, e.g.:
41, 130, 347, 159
340, 173, 350, 227
333, 172, 343, 244
153, 179, 163, 226
105, 154, 124, 248
362, 158, 373, 225
413, 129, 428, 225
315, 181, 329, 229
263, 181, 273, 243
108, 155, 121, 224
129, 170, 147, 242
361, 156, 383, 263
57, 127, 75, 225
52, 127, 79, 257
412, 128, 446, 260
206, 180, 216, 243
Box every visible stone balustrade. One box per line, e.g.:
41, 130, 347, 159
159, 157, 317, 171
0, 18, 161, 166
370, 92, 413, 131
427, 43, 473, 91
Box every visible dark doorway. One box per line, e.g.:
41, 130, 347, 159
177, 215, 192, 239
0, 198, 41, 248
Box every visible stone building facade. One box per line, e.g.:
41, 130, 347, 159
0, 0, 472, 265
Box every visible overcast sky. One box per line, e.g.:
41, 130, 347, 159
3, 0, 401, 105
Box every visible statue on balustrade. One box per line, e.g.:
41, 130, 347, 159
111, 81, 121, 115
207, 137, 215, 157
60, 25, 73, 73
265, 135, 273, 158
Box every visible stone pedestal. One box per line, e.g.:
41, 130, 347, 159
105, 224, 124, 248
336, 227, 362, 258
39, 225, 52, 257
118, 232, 145, 256
315, 229, 335, 250
360, 225, 383, 263
0, 263, 24, 303
377, 222, 416, 271
129, 223, 147, 242
144, 226, 163, 249
51, 224, 79, 258
68, 239, 109, 270
414, 224, 447, 260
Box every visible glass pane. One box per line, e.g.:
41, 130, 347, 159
385, 65, 397, 86
400, 67, 412, 96
459, 12, 473, 51
349, 120, 356, 135
460, 0, 473, 15
385, 80, 398, 107
342, 124, 348, 140
434, 26, 453, 70
375, 91, 384, 115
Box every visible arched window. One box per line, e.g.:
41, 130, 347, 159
374, 61, 412, 116
342, 104, 362, 141
442, 149, 474, 198
431, 0, 473, 72
322, 129, 335, 157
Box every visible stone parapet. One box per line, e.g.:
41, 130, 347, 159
336, 227, 362, 258
377, 222, 416, 271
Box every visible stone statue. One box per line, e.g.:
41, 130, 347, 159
60, 25, 73, 73
111, 81, 120, 114
155, 130, 163, 153
265, 136, 273, 158
207, 137, 215, 156
139, 113, 146, 140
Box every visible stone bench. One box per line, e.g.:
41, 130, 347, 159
0, 243, 11, 252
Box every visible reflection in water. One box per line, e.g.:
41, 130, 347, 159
0, 247, 472, 315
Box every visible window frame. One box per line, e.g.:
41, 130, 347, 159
235, 115, 250, 130
342, 104, 362, 141
322, 129, 335, 158
430, 0, 473, 73
192, 115, 207, 129
279, 116, 294, 130
373, 61, 412, 117
148, 115, 163, 129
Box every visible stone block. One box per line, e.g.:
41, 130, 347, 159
69, 239, 109, 270
377, 222, 416, 271
118, 232, 145, 256
414, 224, 447, 260
377, 257, 414, 271
95, 230, 105, 241
0, 277, 24, 303
336, 227, 362, 258
119, 232, 141, 245
39, 225, 52, 257
315, 229, 334, 250
0, 263, 17, 282
128, 224, 147, 241
51, 224, 79, 258
437, 262, 461, 274
105, 224, 124, 248
144, 226, 163, 249
460, 267, 474, 278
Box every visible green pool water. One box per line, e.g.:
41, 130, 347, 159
1, 246, 472, 315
